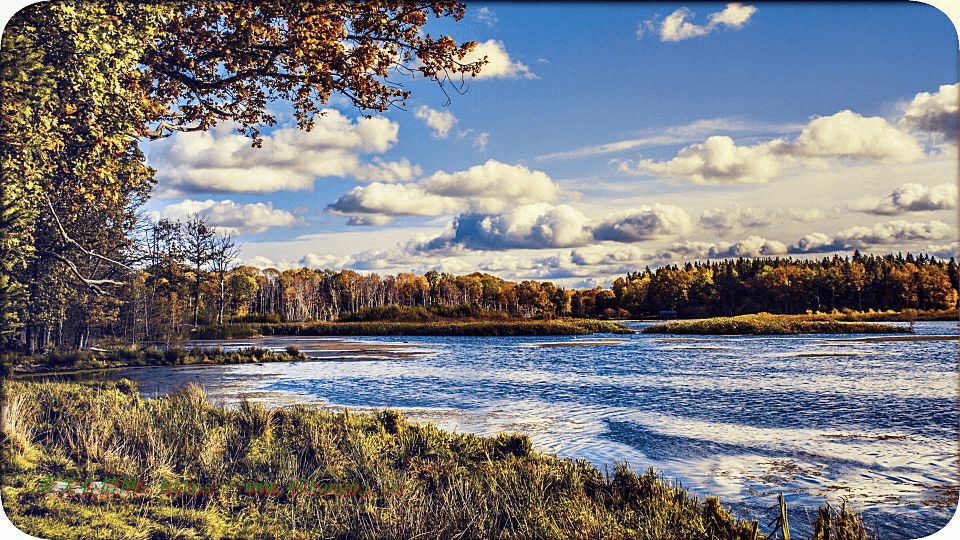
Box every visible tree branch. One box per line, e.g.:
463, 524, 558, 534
43, 192, 134, 273
38, 249, 123, 297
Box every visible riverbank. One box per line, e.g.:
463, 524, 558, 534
643, 313, 915, 335
0, 379, 864, 540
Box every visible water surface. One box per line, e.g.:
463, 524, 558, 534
122, 321, 958, 538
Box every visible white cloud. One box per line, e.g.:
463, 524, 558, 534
622, 136, 786, 184
476, 6, 497, 27
330, 160, 565, 218
415, 203, 692, 253
420, 160, 561, 211
473, 132, 490, 152
658, 236, 787, 259
538, 135, 688, 161
537, 117, 801, 162
330, 183, 463, 216
300, 253, 356, 270
792, 110, 925, 163
462, 40, 537, 80
593, 204, 694, 242
351, 157, 422, 183
849, 183, 959, 215
569, 244, 653, 266
641, 3, 757, 42
414, 105, 458, 138
158, 199, 300, 236
791, 220, 956, 253
347, 214, 395, 226
623, 110, 925, 184
901, 83, 959, 142
421, 203, 593, 251
149, 110, 410, 196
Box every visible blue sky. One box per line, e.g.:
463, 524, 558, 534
6, 1, 959, 288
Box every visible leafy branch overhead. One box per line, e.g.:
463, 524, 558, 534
142, 0, 488, 143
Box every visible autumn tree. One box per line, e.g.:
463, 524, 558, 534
1, 0, 486, 349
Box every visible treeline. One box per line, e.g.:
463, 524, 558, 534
594, 251, 959, 319
8, 224, 959, 351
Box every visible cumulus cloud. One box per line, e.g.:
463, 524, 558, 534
622, 136, 786, 184
792, 110, 925, 163
657, 236, 787, 259
330, 183, 463, 216
157, 199, 300, 236
150, 110, 414, 195
623, 110, 925, 184
569, 244, 653, 266
849, 183, 959, 215
415, 105, 458, 138
415, 203, 693, 252
462, 40, 537, 80
351, 157, 422, 183
476, 6, 497, 27
300, 253, 356, 270
593, 205, 694, 242
901, 83, 959, 142
639, 3, 757, 42
347, 214, 395, 226
330, 160, 565, 219
791, 220, 955, 253
421, 203, 593, 251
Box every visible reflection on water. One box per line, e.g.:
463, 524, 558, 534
121, 321, 958, 538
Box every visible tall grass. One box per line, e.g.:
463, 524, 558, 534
191, 319, 634, 339
0, 380, 866, 539
643, 313, 913, 335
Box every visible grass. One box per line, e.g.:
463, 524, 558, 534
643, 313, 915, 335
0, 380, 868, 540
2, 346, 306, 376
189, 318, 634, 340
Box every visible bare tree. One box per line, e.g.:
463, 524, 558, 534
210, 233, 241, 324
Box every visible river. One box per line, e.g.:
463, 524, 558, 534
119, 320, 958, 538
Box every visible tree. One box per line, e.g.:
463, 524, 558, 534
1, 0, 485, 349
184, 215, 215, 325
210, 233, 241, 324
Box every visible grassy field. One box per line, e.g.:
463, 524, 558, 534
643, 313, 915, 335
0, 380, 866, 540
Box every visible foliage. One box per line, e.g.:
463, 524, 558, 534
0, 380, 866, 540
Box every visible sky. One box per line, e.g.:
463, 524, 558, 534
11, 2, 960, 288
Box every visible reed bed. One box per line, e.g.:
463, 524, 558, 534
191, 319, 634, 340
0, 380, 868, 539
643, 313, 913, 335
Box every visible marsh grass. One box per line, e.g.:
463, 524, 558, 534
190, 319, 634, 340
0, 380, 860, 540
643, 313, 914, 335
5, 346, 307, 376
